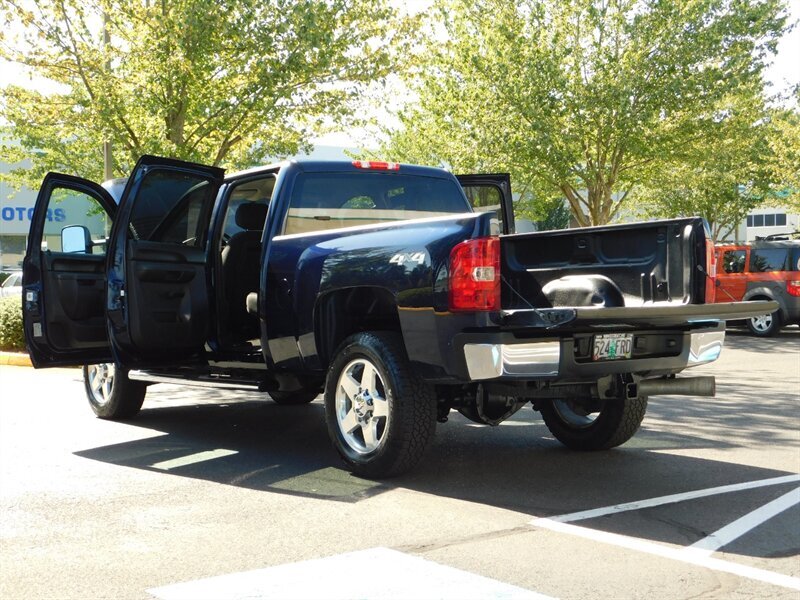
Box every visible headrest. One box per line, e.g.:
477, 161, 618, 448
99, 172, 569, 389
235, 203, 268, 231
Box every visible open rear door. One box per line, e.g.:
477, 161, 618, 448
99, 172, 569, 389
22, 174, 116, 367
456, 173, 514, 234
106, 155, 224, 368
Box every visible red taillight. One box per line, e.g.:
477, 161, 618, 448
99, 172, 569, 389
351, 160, 400, 171
705, 239, 717, 303
788, 281, 800, 297
449, 237, 501, 311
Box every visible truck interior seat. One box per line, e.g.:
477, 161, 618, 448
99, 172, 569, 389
220, 202, 268, 340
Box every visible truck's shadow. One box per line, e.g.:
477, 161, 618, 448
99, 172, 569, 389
75, 368, 799, 560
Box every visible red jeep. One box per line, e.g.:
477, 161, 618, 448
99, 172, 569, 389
714, 236, 800, 336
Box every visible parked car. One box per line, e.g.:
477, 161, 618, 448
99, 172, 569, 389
0, 270, 22, 298
714, 236, 800, 336
22, 155, 774, 477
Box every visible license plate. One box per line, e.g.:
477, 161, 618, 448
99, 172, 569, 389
593, 333, 633, 361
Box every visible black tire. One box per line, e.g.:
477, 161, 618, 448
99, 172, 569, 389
746, 309, 782, 337
324, 331, 437, 478
540, 396, 647, 451
269, 388, 320, 405
82, 363, 147, 419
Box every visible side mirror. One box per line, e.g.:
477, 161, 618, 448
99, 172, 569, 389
61, 225, 92, 254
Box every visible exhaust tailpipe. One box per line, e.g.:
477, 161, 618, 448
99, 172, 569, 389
630, 376, 715, 398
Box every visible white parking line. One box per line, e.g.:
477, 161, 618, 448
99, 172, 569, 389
148, 547, 554, 600
539, 474, 800, 523
529, 474, 800, 591
685, 487, 800, 557
151, 449, 238, 471
531, 518, 800, 591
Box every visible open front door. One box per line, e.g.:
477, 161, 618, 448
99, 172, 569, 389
106, 155, 224, 368
22, 174, 116, 367
456, 173, 514, 234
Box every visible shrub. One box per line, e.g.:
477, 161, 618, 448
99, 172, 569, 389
0, 295, 25, 352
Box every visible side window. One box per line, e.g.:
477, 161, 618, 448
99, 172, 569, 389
41, 187, 111, 255
749, 248, 789, 272
722, 250, 746, 273
127, 171, 216, 247
460, 184, 504, 234
221, 175, 275, 241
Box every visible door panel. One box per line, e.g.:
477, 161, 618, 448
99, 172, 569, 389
715, 248, 748, 302
456, 173, 514, 234
125, 241, 208, 353
43, 253, 106, 343
22, 174, 116, 367
106, 155, 224, 367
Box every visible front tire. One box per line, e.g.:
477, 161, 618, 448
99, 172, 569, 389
746, 310, 782, 337
540, 396, 647, 451
82, 363, 147, 419
324, 332, 437, 478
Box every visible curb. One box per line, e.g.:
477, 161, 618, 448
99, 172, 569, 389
0, 352, 32, 367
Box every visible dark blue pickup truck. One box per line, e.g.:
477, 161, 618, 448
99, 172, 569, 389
22, 155, 774, 477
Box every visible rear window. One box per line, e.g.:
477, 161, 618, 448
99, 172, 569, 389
283, 172, 470, 235
749, 247, 800, 272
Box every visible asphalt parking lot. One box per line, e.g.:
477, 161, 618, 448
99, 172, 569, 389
1, 328, 798, 599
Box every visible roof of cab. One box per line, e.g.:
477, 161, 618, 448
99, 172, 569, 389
102, 160, 455, 203
228, 159, 453, 180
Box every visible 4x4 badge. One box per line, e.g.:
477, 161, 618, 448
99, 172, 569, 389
389, 252, 425, 266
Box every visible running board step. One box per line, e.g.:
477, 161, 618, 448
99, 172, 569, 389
128, 370, 270, 391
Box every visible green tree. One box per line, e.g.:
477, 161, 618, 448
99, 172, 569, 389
0, 0, 409, 187
638, 93, 776, 241
381, 0, 787, 226
768, 98, 800, 212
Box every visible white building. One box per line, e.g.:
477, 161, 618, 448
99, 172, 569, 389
733, 206, 799, 241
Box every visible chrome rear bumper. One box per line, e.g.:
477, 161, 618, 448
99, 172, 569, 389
463, 330, 725, 381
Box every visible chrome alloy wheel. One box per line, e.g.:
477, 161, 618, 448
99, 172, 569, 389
749, 313, 773, 333
86, 363, 116, 406
552, 398, 600, 429
334, 358, 390, 454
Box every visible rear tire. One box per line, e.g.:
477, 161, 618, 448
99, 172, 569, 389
540, 396, 647, 451
746, 310, 782, 337
324, 332, 437, 478
82, 363, 147, 420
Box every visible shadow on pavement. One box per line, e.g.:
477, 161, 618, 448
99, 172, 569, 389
75, 362, 799, 560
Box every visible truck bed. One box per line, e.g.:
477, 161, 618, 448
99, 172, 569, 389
501, 218, 709, 310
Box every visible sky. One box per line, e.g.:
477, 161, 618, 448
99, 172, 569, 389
765, 0, 800, 98
1, 0, 798, 150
